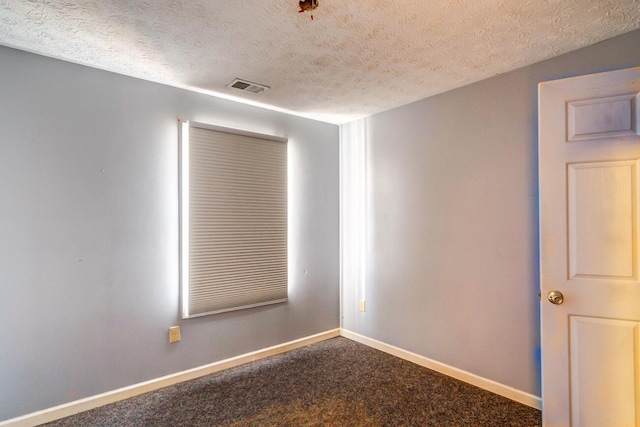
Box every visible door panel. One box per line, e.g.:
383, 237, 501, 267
567, 94, 639, 141
569, 317, 640, 427
568, 160, 637, 280
539, 67, 640, 426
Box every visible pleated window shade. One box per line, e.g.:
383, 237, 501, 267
181, 121, 288, 318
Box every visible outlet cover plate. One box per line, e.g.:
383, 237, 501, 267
169, 326, 181, 343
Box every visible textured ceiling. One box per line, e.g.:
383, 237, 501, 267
1, 1, 639, 124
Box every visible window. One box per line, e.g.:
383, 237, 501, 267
339, 119, 367, 312
180, 121, 288, 318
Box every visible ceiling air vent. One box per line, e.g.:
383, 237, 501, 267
227, 78, 270, 94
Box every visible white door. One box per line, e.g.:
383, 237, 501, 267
540, 67, 640, 427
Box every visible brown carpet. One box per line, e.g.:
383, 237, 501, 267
42, 337, 541, 426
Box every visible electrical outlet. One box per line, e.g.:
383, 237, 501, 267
169, 326, 181, 343
359, 299, 366, 312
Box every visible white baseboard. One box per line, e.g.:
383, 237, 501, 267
2, 327, 540, 426
0, 328, 341, 427
340, 329, 542, 410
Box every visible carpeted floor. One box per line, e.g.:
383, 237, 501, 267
42, 337, 541, 426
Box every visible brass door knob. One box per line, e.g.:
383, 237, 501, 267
547, 291, 564, 305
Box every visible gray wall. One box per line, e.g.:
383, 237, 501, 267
0, 46, 339, 421
342, 29, 640, 397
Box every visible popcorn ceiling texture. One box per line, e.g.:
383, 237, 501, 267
0, 0, 639, 123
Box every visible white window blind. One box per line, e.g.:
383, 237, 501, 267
180, 121, 288, 318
